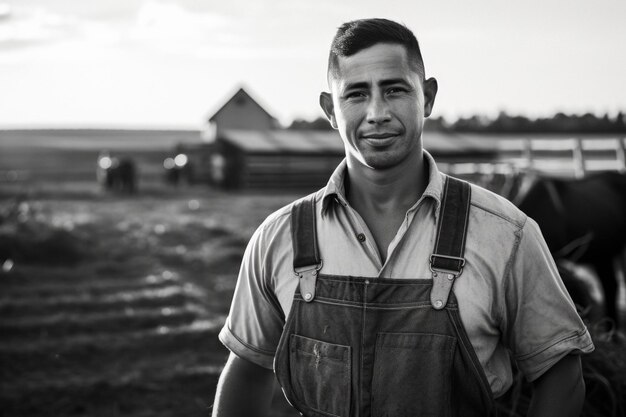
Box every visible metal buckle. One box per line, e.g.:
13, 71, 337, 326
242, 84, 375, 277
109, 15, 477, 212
429, 254, 465, 276
294, 261, 323, 277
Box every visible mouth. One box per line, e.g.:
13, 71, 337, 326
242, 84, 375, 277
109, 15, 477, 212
361, 132, 399, 139
360, 132, 400, 148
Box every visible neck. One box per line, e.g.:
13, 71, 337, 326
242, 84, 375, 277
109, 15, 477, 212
345, 151, 427, 213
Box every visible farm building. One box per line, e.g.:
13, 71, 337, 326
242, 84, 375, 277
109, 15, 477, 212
169, 87, 497, 189
204, 87, 279, 139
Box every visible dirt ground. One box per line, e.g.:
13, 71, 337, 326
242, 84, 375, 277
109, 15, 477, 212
0, 182, 303, 417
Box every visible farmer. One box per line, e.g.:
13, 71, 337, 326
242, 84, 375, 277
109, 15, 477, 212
212, 18, 594, 417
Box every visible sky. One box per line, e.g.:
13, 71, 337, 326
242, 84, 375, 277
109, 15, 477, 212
0, 0, 625, 129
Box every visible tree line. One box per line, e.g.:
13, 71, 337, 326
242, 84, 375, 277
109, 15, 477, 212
289, 111, 626, 134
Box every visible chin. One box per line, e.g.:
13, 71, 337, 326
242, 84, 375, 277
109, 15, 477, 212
362, 154, 406, 170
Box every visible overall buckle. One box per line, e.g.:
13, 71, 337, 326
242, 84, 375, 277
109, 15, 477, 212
294, 261, 323, 303
429, 255, 465, 310
429, 254, 465, 276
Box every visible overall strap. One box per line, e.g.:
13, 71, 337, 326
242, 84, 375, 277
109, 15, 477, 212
291, 195, 322, 303
430, 176, 472, 310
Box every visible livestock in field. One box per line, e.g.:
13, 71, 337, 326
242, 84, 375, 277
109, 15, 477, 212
96, 151, 137, 193
163, 153, 194, 186
513, 171, 626, 327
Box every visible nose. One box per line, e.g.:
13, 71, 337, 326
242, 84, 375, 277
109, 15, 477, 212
366, 96, 391, 124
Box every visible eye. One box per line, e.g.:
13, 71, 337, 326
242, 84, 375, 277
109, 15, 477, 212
387, 87, 407, 95
345, 91, 366, 100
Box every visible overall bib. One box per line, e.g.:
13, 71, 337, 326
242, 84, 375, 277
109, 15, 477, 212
274, 177, 495, 417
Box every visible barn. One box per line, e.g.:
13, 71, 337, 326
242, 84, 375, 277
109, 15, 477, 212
172, 87, 497, 189
205, 87, 279, 138
206, 129, 345, 189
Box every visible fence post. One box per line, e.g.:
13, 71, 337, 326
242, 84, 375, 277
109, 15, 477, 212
524, 139, 533, 170
573, 137, 586, 178
617, 137, 626, 172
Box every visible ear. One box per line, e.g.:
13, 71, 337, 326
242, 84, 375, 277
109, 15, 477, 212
319, 92, 338, 129
422, 77, 438, 118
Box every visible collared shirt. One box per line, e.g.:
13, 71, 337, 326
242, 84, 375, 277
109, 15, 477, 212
219, 151, 594, 398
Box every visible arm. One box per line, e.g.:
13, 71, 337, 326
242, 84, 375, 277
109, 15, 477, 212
527, 354, 585, 417
502, 219, 593, 415
212, 352, 276, 417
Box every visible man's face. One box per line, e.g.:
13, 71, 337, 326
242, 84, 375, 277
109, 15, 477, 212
321, 43, 437, 170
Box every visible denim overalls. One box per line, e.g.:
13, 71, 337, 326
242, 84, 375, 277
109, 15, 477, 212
274, 177, 495, 417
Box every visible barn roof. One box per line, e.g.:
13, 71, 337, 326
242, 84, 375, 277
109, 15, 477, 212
219, 129, 343, 153
208, 87, 277, 124
219, 129, 497, 157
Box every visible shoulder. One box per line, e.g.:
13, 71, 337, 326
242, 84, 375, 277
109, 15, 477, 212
446, 175, 530, 268
463, 178, 528, 230
253, 188, 325, 242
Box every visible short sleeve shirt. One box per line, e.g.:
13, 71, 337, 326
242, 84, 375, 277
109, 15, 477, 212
219, 151, 594, 398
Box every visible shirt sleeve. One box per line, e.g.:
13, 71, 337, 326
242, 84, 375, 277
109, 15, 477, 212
502, 217, 594, 382
218, 222, 286, 369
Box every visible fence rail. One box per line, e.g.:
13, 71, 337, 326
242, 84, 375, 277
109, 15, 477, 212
443, 136, 626, 178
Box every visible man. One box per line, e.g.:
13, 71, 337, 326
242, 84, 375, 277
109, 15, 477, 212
212, 18, 594, 417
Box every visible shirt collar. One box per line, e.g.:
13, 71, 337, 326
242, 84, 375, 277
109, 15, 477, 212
321, 150, 444, 220
321, 159, 350, 214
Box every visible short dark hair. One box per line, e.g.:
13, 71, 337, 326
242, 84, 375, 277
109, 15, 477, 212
327, 18, 426, 82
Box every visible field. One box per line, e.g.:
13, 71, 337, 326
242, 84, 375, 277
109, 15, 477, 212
0, 188, 307, 416
0, 130, 307, 416
1, 130, 625, 417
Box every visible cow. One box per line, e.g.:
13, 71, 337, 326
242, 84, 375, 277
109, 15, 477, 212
97, 151, 137, 193
511, 170, 626, 329
557, 259, 606, 325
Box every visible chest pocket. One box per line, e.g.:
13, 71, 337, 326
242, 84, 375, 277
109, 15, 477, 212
289, 334, 351, 417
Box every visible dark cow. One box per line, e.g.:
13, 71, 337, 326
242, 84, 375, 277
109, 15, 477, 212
97, 151, 137, 193
512, 171, 626, 328
557, 259, 606, 325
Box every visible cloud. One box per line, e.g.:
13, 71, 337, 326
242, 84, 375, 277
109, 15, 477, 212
0, 3, 125, 51
0, 0, 331, 60
125, 0, 316, 60
0, 5, 77, 47
129, 1, 236, 43
0, 3, 10, 20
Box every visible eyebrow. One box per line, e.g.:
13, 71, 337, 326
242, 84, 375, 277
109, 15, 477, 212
343, 78, 411, 91
380, 78, 410, 87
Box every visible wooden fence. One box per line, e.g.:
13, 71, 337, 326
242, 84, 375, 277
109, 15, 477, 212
443, 136, 626, 179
